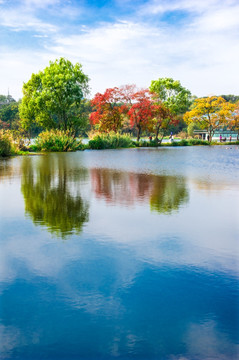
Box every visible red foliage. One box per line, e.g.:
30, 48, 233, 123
127, 89, 154, 140
90, 87, 124, 132
90, 85, 176, 141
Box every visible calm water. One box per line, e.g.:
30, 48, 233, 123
0, 146, 239, 360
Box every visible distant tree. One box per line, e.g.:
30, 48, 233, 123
0, 101, 20, 129
0, 94, 15, 106
220, 95, 239, 104
19, 58, 89, 136
149, 77, 192, 114
184, 96, 235, 141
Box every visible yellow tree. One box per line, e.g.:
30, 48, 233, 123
184, 96, 235, 141
229, 101, 239, 138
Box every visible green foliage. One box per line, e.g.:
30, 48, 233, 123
0, 98, 20, 130
170, 139, 209, 146
34, 130, 83, 152
19, 58, 89, 135
220, 95, 239, 103
0, 94, 15, 104
150, 176, 189, 214
0, 130, 17, 156
149, 77, 192, 114
133, 139, 159, 147
88, 132, 134, 149
187, 122, 200, 137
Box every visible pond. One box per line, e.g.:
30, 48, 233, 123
0, 146, 239, 360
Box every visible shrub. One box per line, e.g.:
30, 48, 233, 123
177, 131, 188, 139
34, 130, 83, 152
187, 139, 209, 145
88, 132, 134, 149
133, 139, 160, 147
0, 130, 17, 156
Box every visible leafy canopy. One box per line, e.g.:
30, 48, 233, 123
184, 96, 235, 140
19, 58, 89, 135
149, 77, 192, 114
90, 87, 124, 133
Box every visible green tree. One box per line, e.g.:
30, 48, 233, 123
149, 77, 192, 114
0, 101, 20, 129
19, 58, 89, 136
220, 95, 239, 104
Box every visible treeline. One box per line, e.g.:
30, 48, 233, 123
0, 58, 239, 154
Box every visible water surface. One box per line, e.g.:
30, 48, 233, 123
0, 146, 239, 359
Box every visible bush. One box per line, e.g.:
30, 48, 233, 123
33, 130, 83, 152
88, 132, 134, 149
133, 139, 160, 147
170, 139, 209, 146
0, 130, 17, 156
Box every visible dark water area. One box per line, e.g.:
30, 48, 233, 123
0, 146, 239, 359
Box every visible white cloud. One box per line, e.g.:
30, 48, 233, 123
47, 16, 239, 97
139, 0, 236, 16
23, 0, 60, 7
0, 1, 238, 99
0, 8, 57, 33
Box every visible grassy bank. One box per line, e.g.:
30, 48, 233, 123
1, 130, 238, 157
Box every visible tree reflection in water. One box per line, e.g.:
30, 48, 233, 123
90, 168, 189, 213
21, 155, 89, 238
150, 176, 189, 214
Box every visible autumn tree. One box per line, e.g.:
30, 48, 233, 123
90, 87, 123, 133
229, 101, 239, 138
19, 58, 89, 136
184, 96, 235, 141
127, 89, 153, 141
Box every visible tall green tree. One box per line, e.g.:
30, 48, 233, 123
19, 58, 89, 136
149, 77, 192, 114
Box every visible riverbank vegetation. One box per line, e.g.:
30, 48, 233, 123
0, 58, 239, 155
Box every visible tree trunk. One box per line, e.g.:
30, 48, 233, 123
137, 126, 141, 142
155, 127, 159, 142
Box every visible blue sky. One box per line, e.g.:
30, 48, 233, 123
0, 0, 238, 100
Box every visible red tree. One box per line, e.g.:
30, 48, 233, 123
127, 89, 153, 141
90, 87, 124, 133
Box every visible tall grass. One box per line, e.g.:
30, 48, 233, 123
0, 130, 17, 156
88, 132, 134, 149
33, 130, 83, 152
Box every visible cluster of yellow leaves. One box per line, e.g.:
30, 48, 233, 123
184, 96, 235, 130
